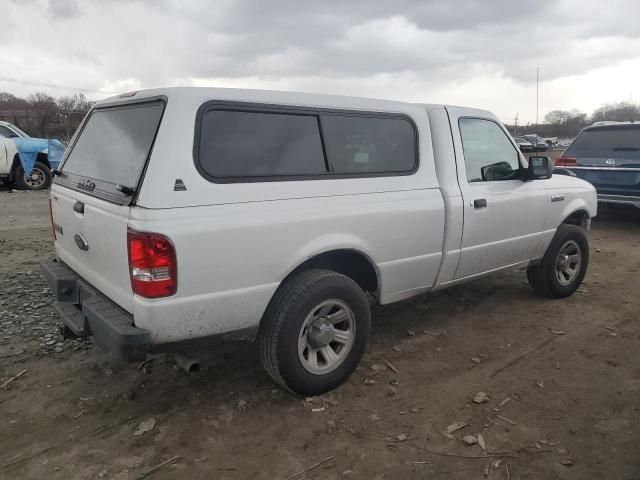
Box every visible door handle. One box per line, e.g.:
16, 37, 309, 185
73, 201, 84, 214
473, 199, 487, 209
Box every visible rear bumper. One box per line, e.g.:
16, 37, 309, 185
597, 194, 640, 208
40, 257, 150, 361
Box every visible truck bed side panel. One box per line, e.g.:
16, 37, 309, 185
130, 189, 444, 343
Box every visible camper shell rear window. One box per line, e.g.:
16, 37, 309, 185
56, 98, 165, 204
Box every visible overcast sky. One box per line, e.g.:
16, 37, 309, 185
3, 0, 640, 123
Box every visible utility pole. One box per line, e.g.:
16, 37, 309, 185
514, 112, 519, 137
536, 66, 540, 126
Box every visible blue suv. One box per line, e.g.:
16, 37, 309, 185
555, 121, 640, 209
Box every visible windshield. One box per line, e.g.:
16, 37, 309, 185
61, 101, 164, 187
11, 124, 30, 137
567, 125, 640, 159
0, 124, 22, 138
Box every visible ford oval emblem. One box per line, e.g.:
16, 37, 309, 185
74, 233, 89, 251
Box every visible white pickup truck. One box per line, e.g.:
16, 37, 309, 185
41, 88, 597, 395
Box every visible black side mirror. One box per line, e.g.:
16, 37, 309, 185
522, 156, 552, 180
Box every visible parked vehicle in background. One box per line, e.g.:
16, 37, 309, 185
513, 136, 535, 152
523, 134, 549, 152
0, 121, 65, 190
540, 136, 559, 148
41, 87, 596, 395
555, 121, 640, 208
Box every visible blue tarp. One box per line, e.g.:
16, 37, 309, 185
13, 138, 65, 175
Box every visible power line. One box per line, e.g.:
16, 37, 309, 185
0, 76, 113, 94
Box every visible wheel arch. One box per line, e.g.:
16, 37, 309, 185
11, 152, 51, 174
561, 208, 590, 229
36, 152, 51, 169
255, 244, 381, 343
282, 248, 380, 299
8, 153, 22, 181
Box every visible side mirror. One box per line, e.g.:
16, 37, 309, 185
522, 156, 552, 180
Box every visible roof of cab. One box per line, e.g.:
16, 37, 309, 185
98, 87, 498, 123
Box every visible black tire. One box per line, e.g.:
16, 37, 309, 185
527, 224, 589, 298
259, 269, 371, 396
15, 161, 52, 190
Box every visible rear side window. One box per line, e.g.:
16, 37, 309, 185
195, 105, 418, 181
321, 115, 416, 174
198, 110, 326, 178
567, 126, 640, 159
62, 101, 164, 186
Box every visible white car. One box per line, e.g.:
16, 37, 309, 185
41, 87, 597, 395
0, 120, 64, 190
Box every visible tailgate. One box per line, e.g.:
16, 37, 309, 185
51, 185, 134, 312
50, 97, 166, 313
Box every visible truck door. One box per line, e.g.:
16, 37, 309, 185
445, 108, 549, 279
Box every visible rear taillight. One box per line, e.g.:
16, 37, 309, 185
48, 198, 56, 241
127, 229, 177, 298
555, 156, 577, 166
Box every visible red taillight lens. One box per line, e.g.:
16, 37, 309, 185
127, 229, 177, 298
555, 156, 577, 166
48, 198, 56, 241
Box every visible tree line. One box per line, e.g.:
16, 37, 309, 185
0, 92, 94, 143
1, 91, 639, 143
506, 101, 640, 140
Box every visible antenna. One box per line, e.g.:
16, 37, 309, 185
536, 67, 540, 126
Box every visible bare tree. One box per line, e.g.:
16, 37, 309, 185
56, 93, 93, 140
544, 110, 571, 126
0, 91, 94, 141
591, 101, 640, 123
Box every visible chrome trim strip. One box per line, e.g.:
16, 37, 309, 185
558, 166, 640, 172
598, 194, 640, 206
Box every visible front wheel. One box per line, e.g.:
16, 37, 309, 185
527, 224, 589, 298
259, 269, 371, 396
15, 161, 52, 190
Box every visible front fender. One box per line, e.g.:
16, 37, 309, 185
546, 175, 597, 229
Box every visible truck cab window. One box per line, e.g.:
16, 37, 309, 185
459, 118, 520, 182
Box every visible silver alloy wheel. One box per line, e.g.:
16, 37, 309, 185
297, 299, 356, 375
23, 167, 46, 189
555, 240, 581, 286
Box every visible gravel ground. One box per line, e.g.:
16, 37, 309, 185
1, 190, 639, 480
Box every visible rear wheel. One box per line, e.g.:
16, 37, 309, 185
15, 161, 52, 190
259, 269, 371, 396
527, 224, 589, 298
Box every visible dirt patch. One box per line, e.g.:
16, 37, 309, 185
1, 191, 639, 479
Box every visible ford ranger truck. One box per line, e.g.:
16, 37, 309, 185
41, 88, 597, 395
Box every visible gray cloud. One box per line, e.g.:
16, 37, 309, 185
47, 0, 80, 19
2, 0, 640, 121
